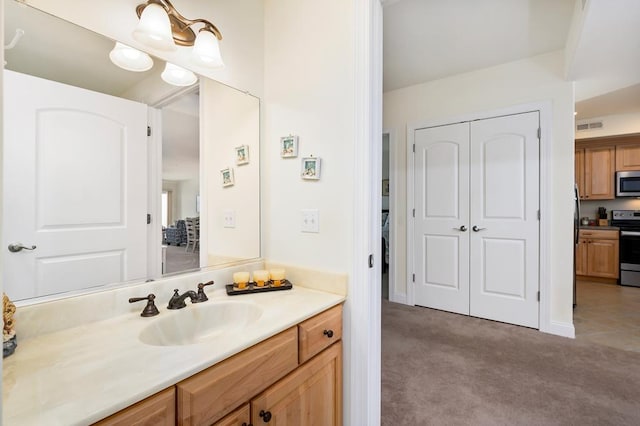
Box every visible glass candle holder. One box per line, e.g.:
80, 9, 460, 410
270, 268, 286, 287
253, 270, 269, 287
233, 271, 250, 289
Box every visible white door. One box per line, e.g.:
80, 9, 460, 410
412, 112, 540, 328
3, 70, 148, 300
469, 112, 539, 328
414, 123, 470, 315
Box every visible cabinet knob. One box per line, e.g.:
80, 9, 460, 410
241, 423, 253, 426
323, 329, 334, 338
259, 410, 272, 422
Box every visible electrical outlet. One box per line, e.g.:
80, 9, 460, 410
301, 209, 319, 233
223, 209, 236, 228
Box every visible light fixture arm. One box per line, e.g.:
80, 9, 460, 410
136, 0, 222, 46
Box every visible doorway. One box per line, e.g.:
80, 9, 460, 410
382, 133, 391, 300
159, 91, 201, 275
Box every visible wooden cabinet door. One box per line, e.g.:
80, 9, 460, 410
214, 404, 251, 426
575, 148, 585, 198
177, 327, 298, 426
575, 238, 588, 276
616, 144, 640, 171
586, 239, 619, 279
252, 342, 342, 426
92, 387, 175, 426
584, 147, 615, 199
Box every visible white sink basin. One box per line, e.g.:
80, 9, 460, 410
138, 301, 263, 346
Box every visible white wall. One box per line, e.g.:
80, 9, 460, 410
202, 79, 260, 261
384, 50, 576, 327
263, 0, 355, 273
576, 112, 640, 139
24, 0, 264, 97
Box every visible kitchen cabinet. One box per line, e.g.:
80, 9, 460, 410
616, 144, 640, 171
575, 146, 615, 200
576, 229, 619, 280
92, 387, 175, 426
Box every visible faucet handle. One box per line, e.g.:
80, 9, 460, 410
129, 294, 160, 317
194, 280, 215, 303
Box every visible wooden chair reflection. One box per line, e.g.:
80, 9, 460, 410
185, 217, 200, 253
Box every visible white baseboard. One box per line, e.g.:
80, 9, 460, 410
543, 320, 575, 338
389, 292, 407, 305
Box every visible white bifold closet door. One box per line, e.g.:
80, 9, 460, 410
414, 112, 540, 328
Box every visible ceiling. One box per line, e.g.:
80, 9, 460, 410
383, 0, 640, 120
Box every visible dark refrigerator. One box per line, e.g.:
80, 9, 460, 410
573, 183, 580, 308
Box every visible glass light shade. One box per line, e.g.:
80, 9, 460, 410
161, 62, 198, 86
192, 30, 224, 68
109, 42, 153, 72
132, 3, 176, 51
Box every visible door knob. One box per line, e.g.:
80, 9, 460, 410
8, 243, 36, 253
472, 226, 486, 232
454, 225, 468, 232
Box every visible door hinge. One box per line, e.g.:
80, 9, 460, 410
412, 273, 415, 282
147, 213, 151, 224
368, 254, 374, 268
537, 291, 540, 302
413, 143, 415, 153
147, 126, 151, 137
412, 208, 415, 218
537, 127, 541, 139
537, 210, 540, 220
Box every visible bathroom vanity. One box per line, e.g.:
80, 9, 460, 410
2, 280, 344, 425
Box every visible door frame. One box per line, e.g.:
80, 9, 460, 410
406, 101, 557, 335
383, 128, 403, 303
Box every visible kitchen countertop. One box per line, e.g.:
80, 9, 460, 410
2, 286, 345, 425
579, 225, 619, 230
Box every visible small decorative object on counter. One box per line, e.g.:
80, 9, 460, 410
581, 217, 590, 226
270, 268, 286, 287
3, 293, 17, 358
233, 271, 250, 290
253, 270, 269, 287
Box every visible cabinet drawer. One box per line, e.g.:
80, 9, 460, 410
298, 304, 343, 363
177, 327, 298, 426
579, 229, 619, 240
213, 404, 250, 426
93, 387, 175, 426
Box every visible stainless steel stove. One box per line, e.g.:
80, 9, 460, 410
611, 210, 640, 287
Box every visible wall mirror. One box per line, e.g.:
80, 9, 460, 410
2, 0, 261, 303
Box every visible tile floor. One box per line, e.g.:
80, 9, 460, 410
574, 279, 640, 352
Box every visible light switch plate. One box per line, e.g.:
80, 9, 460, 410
301, 209, 319, 233
223, 209, 236, 228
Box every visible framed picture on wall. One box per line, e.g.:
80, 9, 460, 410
235, 145, 249, 165
301, 157, 321, 180
221, 167, 234, 187
382, 179, 390, 196
280, 135, 299, 158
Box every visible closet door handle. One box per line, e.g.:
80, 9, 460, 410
472, 226, 486, 232
453, 225, 467, 232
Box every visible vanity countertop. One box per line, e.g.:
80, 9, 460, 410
2, 286, 345, 425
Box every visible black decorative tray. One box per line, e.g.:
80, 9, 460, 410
225, 279, 293, 296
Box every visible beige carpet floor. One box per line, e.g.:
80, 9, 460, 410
382, 300, 640, 425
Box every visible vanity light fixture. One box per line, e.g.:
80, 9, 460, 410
132, 0, 224, 68
109, 42, 154, 72
161, 62, 198, 86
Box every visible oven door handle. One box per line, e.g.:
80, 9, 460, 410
620, 231, 640, 237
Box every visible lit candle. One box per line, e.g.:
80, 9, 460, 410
253, 270, 269, 287
233, 271, 250, 289
270, 268, 286, 287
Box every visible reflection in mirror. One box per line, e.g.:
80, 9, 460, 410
2, 0, 260, 303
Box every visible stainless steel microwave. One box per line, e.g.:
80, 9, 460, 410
616, 171, 640, 197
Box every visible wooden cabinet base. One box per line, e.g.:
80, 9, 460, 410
576, 275, 619, 285
92, 387, 175, 426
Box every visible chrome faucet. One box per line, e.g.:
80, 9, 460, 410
167, 289, 197, 310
